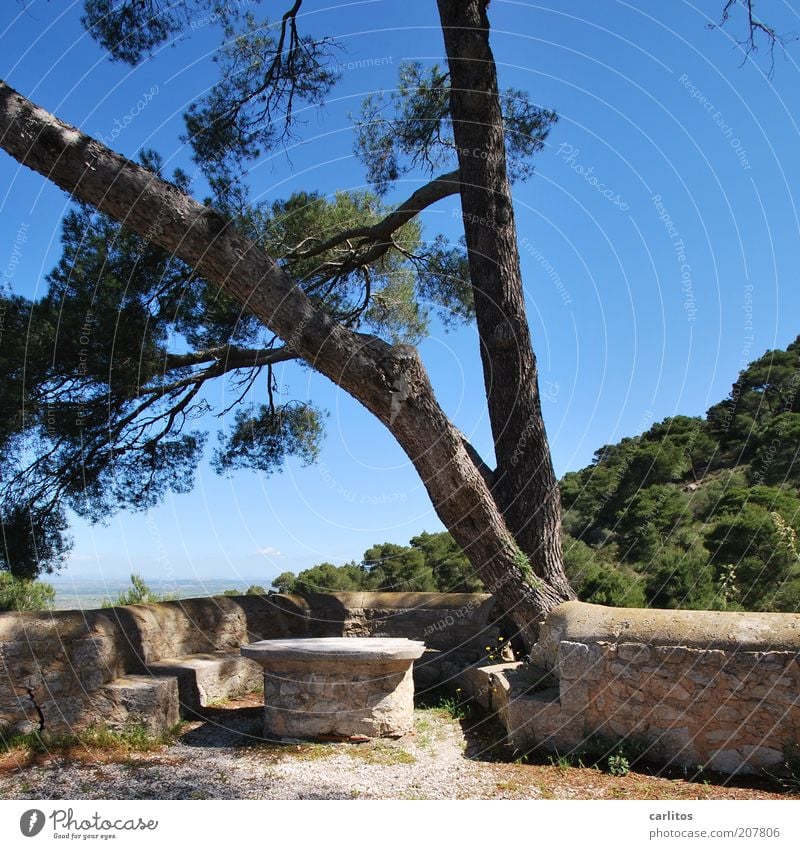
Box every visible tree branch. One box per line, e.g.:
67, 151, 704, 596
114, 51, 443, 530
225, 0, 306, 129
162, 344, 295, 372
289, 169, 460, 261
715, 0, 796, 76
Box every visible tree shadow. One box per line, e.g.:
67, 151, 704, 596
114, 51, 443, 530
459, 710, 514, 763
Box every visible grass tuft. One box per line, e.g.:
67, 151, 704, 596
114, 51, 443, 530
0, 721, 183, 759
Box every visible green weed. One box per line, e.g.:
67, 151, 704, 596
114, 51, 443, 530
608, 754, 631, 777
0, 721, 182, 757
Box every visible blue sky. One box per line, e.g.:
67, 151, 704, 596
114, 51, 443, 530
1, 0, 799, 583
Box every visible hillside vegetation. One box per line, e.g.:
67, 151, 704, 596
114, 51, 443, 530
276, 337, 800, 612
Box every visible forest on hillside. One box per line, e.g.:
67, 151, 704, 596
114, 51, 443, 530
275, 337, 800, 613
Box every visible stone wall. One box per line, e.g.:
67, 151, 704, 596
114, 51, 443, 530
467, 601, 800, 776
0, 592, 498, 736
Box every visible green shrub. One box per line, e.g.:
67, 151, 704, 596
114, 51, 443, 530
607, 754, 630, 776
0, 573, 56, 611
222, 584, 268, 597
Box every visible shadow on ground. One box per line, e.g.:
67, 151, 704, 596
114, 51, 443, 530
178, 705, 264, 749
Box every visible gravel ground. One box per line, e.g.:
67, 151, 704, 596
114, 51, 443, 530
0, 697, 792, 801
0, 699, 505, 801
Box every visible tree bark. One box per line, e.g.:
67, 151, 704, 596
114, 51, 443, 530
0, 79, 569, 644
437, 0, 575, 602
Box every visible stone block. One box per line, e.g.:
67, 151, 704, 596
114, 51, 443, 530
617, 642, 652, 663
711, 704, 744, 723
653, 645, 694, 664
91, 675, 180, 735
705, 747, 745, 775
608, 661, 647, 682
664, 681, 693, 702
505, 690, 583, 754
454, 662, 516, 710
0, 690, 40, 737
39, 696, 90, 733
600, 715, 649, 740
557, 641, 590, 680
559, 681, 589, 713
739, 745, 784, 769
706, 728, 742, 745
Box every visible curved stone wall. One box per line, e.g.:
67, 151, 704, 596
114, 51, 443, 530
494, 601, 800, 775
0, 592, 498, 736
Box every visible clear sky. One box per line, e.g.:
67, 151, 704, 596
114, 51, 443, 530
1, 0, 799, 584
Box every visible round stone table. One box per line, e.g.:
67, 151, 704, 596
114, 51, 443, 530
240, 637, 426, 740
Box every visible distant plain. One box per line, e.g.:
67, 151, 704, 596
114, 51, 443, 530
47, 578, 264, 610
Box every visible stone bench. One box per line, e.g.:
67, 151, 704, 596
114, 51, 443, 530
146, 651, 261, 716
241, 637, 426, 740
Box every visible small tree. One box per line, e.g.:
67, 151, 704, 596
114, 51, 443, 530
103, 573, 175, 607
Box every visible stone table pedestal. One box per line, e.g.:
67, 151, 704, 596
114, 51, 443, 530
240, 637, 426, 740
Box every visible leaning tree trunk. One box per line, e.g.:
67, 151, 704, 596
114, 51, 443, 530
0, 75, 571, 645
437, 0, 575, 602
